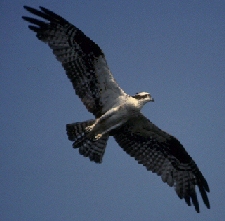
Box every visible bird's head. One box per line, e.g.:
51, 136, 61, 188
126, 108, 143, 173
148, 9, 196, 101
132, 92, 154, 108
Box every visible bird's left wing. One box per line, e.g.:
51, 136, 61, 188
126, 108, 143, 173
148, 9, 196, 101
113, 113, 210, 213
22, 6, 128, 118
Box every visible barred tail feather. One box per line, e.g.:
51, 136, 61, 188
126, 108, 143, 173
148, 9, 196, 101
66, 119, 95, 142
66, 120, 109, 163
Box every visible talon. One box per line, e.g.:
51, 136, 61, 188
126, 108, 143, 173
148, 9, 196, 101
85, 125, 94, 132
94, 134, 102, 140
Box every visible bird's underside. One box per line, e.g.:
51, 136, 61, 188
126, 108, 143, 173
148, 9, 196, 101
22, 6, 210, 213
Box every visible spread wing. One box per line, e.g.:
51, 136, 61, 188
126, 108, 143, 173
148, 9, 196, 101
113, 113, 210, 213
22, 6, 128, 118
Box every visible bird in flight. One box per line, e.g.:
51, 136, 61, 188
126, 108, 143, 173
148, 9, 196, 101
22, 6, 210, 213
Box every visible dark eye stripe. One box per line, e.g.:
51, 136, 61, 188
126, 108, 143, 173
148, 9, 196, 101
132, 94, 149, 100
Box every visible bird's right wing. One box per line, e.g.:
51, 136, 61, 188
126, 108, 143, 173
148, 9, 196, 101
22, 6, 128, 118
113, 113, 210, 213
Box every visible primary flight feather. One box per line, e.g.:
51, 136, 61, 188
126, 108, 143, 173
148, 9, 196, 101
22, 6, 210, 212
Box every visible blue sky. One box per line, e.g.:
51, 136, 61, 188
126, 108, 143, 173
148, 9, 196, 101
1, 1, 225, 220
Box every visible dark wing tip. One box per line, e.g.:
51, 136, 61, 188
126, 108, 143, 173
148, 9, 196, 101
22, 16, 46, 26
39, 6, 52, 13
189, 191, 200, 213
198, 183, 211, 209
23, 5, 48, 12
39, 6, 68, 23
204, 180, 210, 193
23, 5, 40, 15
23, 5, 68, 25
166, 136, 210, 212
23, 5, 31, 10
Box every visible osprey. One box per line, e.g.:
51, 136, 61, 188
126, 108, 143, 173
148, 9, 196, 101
23, 6, 210, 213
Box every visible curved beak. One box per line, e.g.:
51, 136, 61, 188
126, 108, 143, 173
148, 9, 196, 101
149, 96, 154, 102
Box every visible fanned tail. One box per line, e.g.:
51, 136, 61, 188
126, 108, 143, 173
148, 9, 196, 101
66, 120, 109, 163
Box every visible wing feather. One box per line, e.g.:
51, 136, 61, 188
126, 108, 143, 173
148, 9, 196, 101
113, 113, 210, 212
22, 6, 127, 118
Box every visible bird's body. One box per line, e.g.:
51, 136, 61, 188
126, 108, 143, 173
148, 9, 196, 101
86, 91, 152, 140
23, 6, 210, 213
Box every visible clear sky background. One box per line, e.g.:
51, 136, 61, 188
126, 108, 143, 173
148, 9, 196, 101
1, 1, 225, 220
